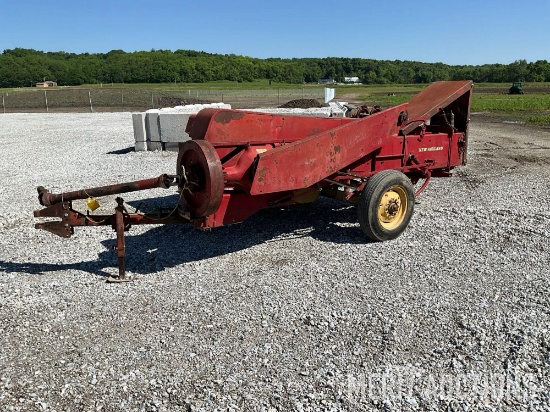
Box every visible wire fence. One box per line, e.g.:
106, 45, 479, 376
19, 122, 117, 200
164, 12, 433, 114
0, 87, 327, 113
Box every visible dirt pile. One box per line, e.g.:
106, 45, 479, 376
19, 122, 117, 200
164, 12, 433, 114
279, 99, 326, 109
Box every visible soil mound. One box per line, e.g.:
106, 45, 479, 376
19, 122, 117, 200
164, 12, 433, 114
279, 99, 325, 109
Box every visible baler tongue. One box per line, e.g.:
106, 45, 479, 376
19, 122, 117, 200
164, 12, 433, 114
34, 175, 182, 282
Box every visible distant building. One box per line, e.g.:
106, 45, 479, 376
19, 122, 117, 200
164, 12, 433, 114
36, 81, 57, 87
344, 77, 361, 84
318, 78, 335, 84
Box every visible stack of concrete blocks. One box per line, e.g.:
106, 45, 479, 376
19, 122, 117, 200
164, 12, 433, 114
133, 103, 231, 151
133, 103, 347, 151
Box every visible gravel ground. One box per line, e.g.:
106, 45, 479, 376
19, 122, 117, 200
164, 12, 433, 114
0, 113, 549, 411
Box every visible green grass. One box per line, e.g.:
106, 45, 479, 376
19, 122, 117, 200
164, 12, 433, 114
525, 114, 550, 126
359, 93, 415, 106
351, 83, 550, 127
472, 82, 550, 89
78, 79, 319, 90
472, 94, 550, 111
359, 91, 550, 113
0, 79, 320, 94
471, 92, 550, 126
2, 82, 550, 127
3, 81, 550, 95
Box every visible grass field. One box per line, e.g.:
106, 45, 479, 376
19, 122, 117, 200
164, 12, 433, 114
1, 81, 550, 125
356, 83, 550, 126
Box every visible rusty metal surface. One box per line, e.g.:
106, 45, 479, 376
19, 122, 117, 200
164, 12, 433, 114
405, 80, 473, 122
114, 198, 127, 280
249, 104, 407, 195
33, 201, 83, 237
186, 108, 356, 145
38, 174, 177, 206
401, 80, 472, 156
348, 105, 382, 118
34, 196, 189, 279
34, 200, 186, 235
177, 140, 224, 217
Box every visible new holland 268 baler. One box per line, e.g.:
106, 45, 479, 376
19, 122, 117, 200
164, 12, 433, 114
34, 80, 473, 281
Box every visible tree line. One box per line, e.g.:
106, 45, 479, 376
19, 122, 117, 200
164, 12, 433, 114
1, 48, 548, 88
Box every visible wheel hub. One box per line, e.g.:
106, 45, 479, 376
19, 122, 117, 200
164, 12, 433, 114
386, 198, 400, 216
378, 186, 407, 230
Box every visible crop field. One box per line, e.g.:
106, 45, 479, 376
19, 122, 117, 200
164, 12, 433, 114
354, 83, 550, 126
363, 93, 550, 126
0, 85, 326, 112
2, 82, 550, 126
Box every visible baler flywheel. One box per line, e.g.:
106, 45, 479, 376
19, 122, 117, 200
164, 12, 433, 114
177, 140, 224, 217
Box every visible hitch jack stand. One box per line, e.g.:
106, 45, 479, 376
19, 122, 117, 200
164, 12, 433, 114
107, 197, 132, 283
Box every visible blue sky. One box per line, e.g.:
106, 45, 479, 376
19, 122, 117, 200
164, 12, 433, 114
1, 0, 548, 65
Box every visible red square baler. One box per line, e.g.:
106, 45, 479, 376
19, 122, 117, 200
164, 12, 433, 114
35, 80, 473, 281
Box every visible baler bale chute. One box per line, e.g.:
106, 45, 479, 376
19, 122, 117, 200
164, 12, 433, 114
34, 80, 473, 281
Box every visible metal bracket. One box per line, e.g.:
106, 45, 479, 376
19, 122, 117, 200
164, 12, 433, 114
33, 201, 83, 238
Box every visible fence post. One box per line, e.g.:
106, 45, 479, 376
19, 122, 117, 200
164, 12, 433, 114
89, 91, 94, 113
278, 88, 280, 105
151, 92, 154, 109
44, 90, 48, 113
121, 90, 124, 112
2, 95, 4, 114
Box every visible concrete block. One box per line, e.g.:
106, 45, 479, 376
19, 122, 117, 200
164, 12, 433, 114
145, 110, 161, 152
134, 140, 147, 151
158, 113, 191, 143
146, 140, 163, 151
132, 113, 146, 142
163, 142, 180, 152
137, 104, 233, 151
157, 104, 232, 143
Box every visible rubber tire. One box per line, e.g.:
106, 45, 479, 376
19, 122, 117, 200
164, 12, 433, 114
358, 170, 415, 241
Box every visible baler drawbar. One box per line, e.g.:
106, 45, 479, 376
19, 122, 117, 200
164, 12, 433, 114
34, 80, 473, 281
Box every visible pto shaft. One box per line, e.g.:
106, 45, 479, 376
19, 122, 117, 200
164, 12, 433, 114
37, 174, 178, 206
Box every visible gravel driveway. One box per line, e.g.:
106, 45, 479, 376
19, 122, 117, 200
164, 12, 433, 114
0, 113, 549, 411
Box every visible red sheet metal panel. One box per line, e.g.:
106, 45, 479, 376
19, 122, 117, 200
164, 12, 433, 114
406, 80, 473, 121
186, 108, 356, 145
250, 104, 407, 195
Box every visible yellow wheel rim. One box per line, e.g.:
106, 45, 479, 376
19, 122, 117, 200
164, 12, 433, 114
377, 185, 407, 230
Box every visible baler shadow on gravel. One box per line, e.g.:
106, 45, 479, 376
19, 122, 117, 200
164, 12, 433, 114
34, 81, 473, 281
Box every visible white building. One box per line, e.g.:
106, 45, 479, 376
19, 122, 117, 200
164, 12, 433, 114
344, 77, 360, 84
